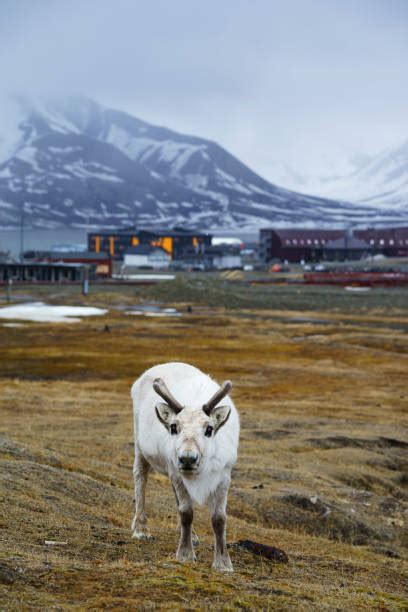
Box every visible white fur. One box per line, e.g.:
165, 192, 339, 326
131, 362, 240, 505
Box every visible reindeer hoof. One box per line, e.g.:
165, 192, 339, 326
212, 555, 233, 572
176, 547, 196, 563
132, 528, 153, 540
131, 516, 153, 540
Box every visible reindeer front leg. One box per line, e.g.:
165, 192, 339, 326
171, 476, 196, 563
209, 476, 233, 572
131, 448, 152, 539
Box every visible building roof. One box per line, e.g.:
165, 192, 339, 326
88, 227, 211, 238
88, 226, 137, 236
263, 228, 343, 240
24, 250, 110, 261
138, 228, 210, 238
0, 262, 84, 269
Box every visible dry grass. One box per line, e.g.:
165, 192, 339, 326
0, 284, 407, 609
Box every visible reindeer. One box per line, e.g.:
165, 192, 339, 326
131, 362, 240, 572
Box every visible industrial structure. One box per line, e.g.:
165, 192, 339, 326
22, 251, 112, 278
87, 227, 212, 262
0, 262, 84, 284
259, 227, 408, 263
87, 226, 242, 270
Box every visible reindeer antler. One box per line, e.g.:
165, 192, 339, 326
202, 381, 232, 416
153, 378, 184, 414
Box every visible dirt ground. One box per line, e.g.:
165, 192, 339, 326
0, 283, 407, 609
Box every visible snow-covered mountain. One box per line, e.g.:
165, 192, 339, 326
313, 141, 408, 210
0, 96, 406, 230
270, 142, 408, 214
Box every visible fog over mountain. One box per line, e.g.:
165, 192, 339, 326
0, 97, 407, 231
1, 0, 408, 185
269, 142, 408, 212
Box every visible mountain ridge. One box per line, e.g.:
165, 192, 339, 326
0, 96, 406, 230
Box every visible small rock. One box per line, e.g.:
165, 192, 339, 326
378, 548, 400, 558
0, 563, 19, 585
231, 540, 289, 563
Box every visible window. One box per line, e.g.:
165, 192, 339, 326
314, 239, 319, 245
293, 239, 298, 245
307, 239, 311, 245
379, 239, 384, 245
370, 239, 375, 245
389, 239, 394, 245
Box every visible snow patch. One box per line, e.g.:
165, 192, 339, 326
36, 104, 82, 135
0, 302, 107, 323
0, 167, 12, 179
64, 162, 123, 182
1, 322, 24, 327
0, 98, 25, 164
15, 147, 42, 173
105, 125, 155, 161
48, 146, 83, 154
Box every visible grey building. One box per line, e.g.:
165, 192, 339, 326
122, 245, 171, 270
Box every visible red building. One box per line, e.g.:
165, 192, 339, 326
259, 227, 408, 263
355, 227, 408, 257
259, 229, 342, 262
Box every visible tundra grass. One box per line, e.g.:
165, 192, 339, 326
2, 273, 408, 314
0, 285, 407, 609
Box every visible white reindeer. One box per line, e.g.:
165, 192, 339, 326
131, 362, 240, 572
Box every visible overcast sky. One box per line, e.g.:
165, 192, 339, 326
1, 0, 407, 183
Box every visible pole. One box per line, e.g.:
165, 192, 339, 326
20, 206, 25, 261
6, 278, 12, 303
82, 266, 89, 295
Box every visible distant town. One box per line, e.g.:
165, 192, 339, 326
1, 225, 408, 287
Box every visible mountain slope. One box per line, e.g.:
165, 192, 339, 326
316, 140, 408, 210
273, 141, 408, 212
0, 96, 406, 230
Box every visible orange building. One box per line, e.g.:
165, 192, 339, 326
88, 227, 212, 261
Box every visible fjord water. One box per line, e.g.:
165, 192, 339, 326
0, 228, 88, 257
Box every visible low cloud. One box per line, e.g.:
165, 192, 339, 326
1, 0, 408, 180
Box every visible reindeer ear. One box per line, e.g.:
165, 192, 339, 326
155, 402, 175, 428
212, 405, 231, 433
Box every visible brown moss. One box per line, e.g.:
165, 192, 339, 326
0, 285, 407, 609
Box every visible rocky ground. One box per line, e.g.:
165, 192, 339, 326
0, 281, 407, 609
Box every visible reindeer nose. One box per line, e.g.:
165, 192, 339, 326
178, 452, 199, 469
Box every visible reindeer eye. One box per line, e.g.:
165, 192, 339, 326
170, 424, 178, 435
205, 425, 213, 437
